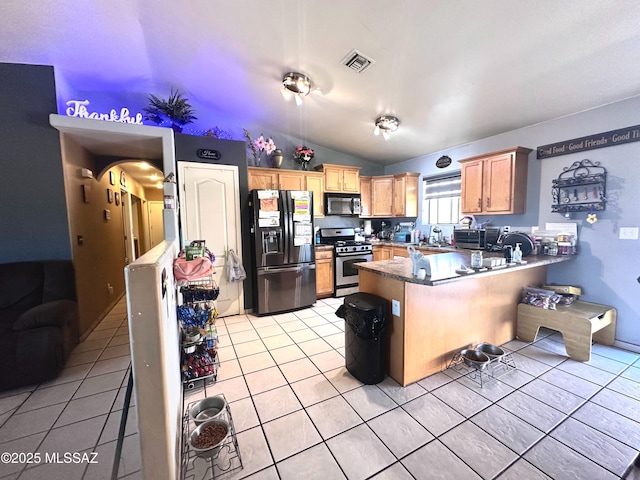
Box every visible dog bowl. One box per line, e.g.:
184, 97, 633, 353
190, 395, 227, 425
476, 343, 505, 359
189, 418, 229, 458
460, 349, 490, 370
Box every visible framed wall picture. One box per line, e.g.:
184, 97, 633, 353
120, 171, 126, 187
107, 188, 113, 203
109, 171, 116, 185
114, 192, 120, 206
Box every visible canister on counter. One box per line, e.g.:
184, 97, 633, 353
471, 250, 483, 269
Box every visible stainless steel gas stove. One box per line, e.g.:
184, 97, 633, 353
319, 228, 373, 297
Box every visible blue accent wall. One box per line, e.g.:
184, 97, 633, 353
386, 96, 640, 347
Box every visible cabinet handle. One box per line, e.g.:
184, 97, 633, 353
477, 198, 482, 208
486, 197, 491, 208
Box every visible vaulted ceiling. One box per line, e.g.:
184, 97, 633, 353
2, 1, 640, 165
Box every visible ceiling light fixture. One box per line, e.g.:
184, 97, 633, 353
374, 115, 400, 140
281, 72, 312, 106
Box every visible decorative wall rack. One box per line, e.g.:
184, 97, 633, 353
551, 159, 607, 214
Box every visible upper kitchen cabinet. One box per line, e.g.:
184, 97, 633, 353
372, 176, 394, 217
361, 173, 420, 218
248, 167, 279, 190
459, 147, 532, 215
393, 172, 420, 217
305, 171, 324, 218
247, 167, 324, 217
315, 164, 360, 193
359, 176, 372, 217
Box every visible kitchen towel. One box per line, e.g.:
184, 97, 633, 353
227, 249, 246, 283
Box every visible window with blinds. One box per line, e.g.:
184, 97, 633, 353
422, 172, 462, 224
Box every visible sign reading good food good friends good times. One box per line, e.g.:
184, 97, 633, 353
537, 124, 640, 159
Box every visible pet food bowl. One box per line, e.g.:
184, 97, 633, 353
460, 349, 490, 370
189, 395, 227, 425
189, 418, 229, 458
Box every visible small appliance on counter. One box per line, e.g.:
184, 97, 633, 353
498, 232, 535, 257
453, 227, 501, 250
394, 222, 415, 243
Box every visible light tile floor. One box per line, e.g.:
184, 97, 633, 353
2, 295, 640, 479
0, 297, 139, 480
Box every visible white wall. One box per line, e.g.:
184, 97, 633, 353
386, 96, 640, 347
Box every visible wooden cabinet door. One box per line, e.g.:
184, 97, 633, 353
305, 173, 324, 218
278, 171, 305, 191
315, 250, 334, 297
342, 168, 360, 193
393, 246, 410, 258
360, 176, 372, 217
323, 166, 343, 192
393, 175, 407, 216
460, 160, 484, 214
373, 245, 393, 260
459, 147, 530, 215
372, 176, 394, 216
248, 168, 278, 191
484, 153, 515, 213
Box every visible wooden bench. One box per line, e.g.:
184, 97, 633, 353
517, 300, 617, 361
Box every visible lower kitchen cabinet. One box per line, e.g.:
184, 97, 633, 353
392, 246, 410, 258
315, 247, 334, 298
372, 245, 392, 261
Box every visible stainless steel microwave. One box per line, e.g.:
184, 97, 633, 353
325, 193, 361, 216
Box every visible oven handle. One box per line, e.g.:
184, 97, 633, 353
336, 251, 373, 258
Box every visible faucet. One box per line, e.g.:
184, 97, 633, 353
432, 226, 443, 245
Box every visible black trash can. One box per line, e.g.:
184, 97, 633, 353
336, 292, 388, 384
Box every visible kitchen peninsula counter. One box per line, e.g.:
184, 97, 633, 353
355, 253, 573, 386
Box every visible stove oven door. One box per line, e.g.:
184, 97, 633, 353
335, 251, 373, 289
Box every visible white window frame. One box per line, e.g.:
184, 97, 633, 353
422, 172, 462, 225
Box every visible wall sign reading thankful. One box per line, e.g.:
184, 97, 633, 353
65, 100, 144, 125
537, 124, 640, 159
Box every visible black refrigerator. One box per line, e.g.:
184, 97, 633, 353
250, 190, 316, 315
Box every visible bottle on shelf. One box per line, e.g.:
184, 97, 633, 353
205, 322, 218, 350
513, 243, 523, 263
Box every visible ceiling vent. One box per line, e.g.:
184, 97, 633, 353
341, 49, 375, 74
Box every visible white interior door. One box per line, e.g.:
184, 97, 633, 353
148, 201, 165, 249
178, 162, 243, 317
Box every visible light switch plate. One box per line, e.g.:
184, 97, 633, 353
392, 299, 400, 317
619, 227, 639, 240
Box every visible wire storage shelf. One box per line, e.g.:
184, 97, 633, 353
448, 345, 517, 388
181, 394, 243, 480
551, 159, 606, 214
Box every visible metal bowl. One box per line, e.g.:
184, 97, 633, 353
189, 418, 229, 458
476, 343, 505, 359
189, 395, 227, 425
460, 349, 490, 370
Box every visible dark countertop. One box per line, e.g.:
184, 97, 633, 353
355, 251, 573, 286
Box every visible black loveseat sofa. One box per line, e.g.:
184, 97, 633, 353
0, 261, 79, 390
